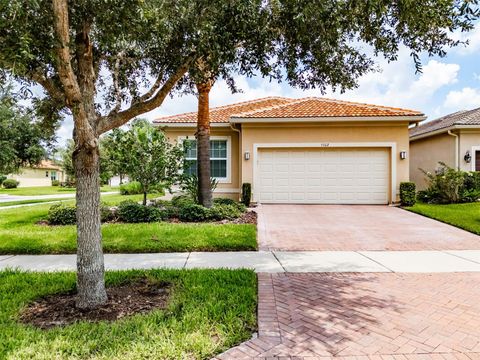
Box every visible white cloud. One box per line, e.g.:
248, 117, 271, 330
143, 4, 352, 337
444, 87, 480, 110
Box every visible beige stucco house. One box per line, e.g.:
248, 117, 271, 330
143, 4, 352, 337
154, 97, 424, 204
7, 160, 65, 187
410, 108, 480, 189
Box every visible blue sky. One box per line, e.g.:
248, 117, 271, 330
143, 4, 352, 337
56, 24, 480, 145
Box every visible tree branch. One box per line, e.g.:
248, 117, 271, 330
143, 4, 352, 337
30, 71, 65, 104
51, 0, 82, 105
97, 56, 194, 135
136, 73, 164, 104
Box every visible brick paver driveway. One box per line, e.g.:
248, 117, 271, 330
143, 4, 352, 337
217, 273, 480, 359
258, 205, 480, 251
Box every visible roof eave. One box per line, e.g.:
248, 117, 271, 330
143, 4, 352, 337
410, 124, 480, 141
229, 115, 426, 124
153, 122, 230, 128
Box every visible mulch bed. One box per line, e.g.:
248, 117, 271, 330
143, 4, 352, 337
20, 278, 171, 329
228, 210, 257, 225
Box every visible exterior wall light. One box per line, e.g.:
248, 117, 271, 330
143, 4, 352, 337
464, 150, 472, 163
400, 151, 407, 160
244, 151, 250, 160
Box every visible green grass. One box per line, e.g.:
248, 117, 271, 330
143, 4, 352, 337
406, 202, 480, 235
0, 269, 257, 360
0, 185, 117, 196
0, 199, 63, 207
0, 199, 257, 254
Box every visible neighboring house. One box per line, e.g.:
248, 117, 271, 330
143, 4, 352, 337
7, 160, 65, 187
154, 97, 424, 204
410, 108, 480, 189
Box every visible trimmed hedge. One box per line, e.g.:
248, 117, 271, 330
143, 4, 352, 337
400, 182, 416, 206
3, 179, 19, 189
117, 200, 165, 223
48, 204, 76, 225
241, 183, 251, 206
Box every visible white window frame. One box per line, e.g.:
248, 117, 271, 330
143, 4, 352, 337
178, 135, 231, 183
471, 145, 480, 171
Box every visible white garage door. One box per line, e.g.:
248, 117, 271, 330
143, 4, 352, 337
256, 148, 389, 204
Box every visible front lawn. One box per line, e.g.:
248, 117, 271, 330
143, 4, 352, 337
405, 202, 480, 235
0, 185, 116, 196
0, 201, 257, 254
0, 269, 257, 360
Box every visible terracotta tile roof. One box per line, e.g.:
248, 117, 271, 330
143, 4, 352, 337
410, 107, 480, 138
33, 160, 62, 170
232, 97, 423, 119
153, 96, 423, 125
153, 97, 293, 124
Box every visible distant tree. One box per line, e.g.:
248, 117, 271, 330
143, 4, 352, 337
57, 140, 75, 183
120, 120, 183, 205
0, 87, 52, 175
101, 129, 128, 185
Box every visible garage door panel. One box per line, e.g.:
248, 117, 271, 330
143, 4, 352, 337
257, 148, 389, 204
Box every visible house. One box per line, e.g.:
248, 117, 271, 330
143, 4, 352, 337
7, 160, 65, 187
154, 97, 425, 204
409, 108, 480, 189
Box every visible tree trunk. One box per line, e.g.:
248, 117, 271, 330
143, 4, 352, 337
143, 191, 147, 206
74, 139, 107, 309
196, 82, 213, 208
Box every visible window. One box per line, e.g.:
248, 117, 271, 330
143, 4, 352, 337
183, 138, 229, 180
50, 171, 57, 181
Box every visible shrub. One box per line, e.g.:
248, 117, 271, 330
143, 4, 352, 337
171, 194, 195, 208
119, 181, 143, 195
2, 179, 19, 189
180, 175, 218, 203
420, 162, 480, 204
178, 203, 209, 222
100, 203, 115, 222
208, 204, 243, 221
48, 203, 76, 225
0, 175, 6, 186
51, 180, 60, 186
241, 183, 251, 206
117, 200, 164, 223
421, 163, 465, 204
399, 182, 416, 206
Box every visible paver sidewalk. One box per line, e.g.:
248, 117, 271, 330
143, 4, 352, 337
2, 250, 480, 272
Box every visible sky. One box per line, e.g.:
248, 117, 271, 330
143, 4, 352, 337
56, 24, 480, 146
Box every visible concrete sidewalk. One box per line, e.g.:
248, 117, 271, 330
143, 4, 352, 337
1, 250, 480, 272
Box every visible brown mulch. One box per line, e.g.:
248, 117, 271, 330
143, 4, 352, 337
20, 278, 171, 329
228, 210, 257, 225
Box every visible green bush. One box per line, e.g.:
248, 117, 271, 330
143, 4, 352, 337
241, 183, 251, 206
119, 181, 143, 195
208, 204, 243, 221
117, 200, 164, 223
48, 203, 113, 225
0, 175, 6, 186
420, 162, 480, 204
178, 203, 210, 222
399, 182, 416, 206
212, 198, 246, 211
51, 180, 60, 186
48, 203, 76, 225
2, 179, 19, 189
171, 194, 195, 208
100, 203, 115, 222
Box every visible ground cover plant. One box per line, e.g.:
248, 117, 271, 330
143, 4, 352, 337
0, 269, 257, 360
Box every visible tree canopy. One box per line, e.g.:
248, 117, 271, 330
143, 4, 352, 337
0, 86, 54, 175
